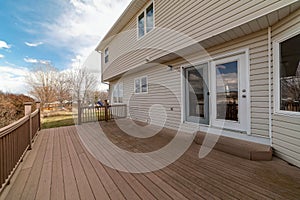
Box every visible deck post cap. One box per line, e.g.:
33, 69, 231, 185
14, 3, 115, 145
24, 102, 33, 105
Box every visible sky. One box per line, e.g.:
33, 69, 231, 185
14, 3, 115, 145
0, 0, 132, 94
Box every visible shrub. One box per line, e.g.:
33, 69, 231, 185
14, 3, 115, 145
0, 91, 35, 128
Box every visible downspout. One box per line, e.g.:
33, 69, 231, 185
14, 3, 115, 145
268, 27, 273, 146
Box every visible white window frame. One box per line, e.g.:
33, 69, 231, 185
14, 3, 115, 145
112, 82, 123, 104
273, 31, 300, 117
137, 1, 155, 39
134, 76, 148, 94
104, 47, 109, 64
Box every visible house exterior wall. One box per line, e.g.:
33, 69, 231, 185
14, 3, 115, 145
110, 28, 271, 139
271, 9, 300, 167
104, 0, 300, 167
101, 0, 297, 81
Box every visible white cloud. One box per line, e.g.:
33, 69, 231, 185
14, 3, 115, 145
24, 58, 38, 63
0, 40, 11, 49
39, 60, 50, 64
42, 0, 131, 68
0, 54, 4, 59
25, 41, 43, 47
24, 57, 50, 64
0, 66, 29, 94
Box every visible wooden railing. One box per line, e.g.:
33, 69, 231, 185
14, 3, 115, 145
0, 102, 41, 193
78, 101, 127, 124
281, 101, 300, 112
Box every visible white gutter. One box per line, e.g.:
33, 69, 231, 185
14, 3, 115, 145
268, 27, 273, 146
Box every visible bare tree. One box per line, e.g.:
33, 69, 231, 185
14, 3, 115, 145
70, 66, 100, 105
54, 71, 72, 105
94, 90, 109, 103
26, 64, 58, 105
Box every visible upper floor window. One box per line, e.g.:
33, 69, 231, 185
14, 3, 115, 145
138, 2, 154, 38
135, 76, 148, 94
279, 34, 300, 113
113, 83, 123, 103
104, 47, 109, 63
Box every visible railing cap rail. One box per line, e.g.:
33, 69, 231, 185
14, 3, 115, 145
31, 109, 39, 118
0, 115, 29, 138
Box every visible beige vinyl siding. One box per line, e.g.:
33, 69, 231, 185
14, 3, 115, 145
271, 9, 300, 167
110, 29, 271, 137
102, 0, 296, 80
111, 64, 182, 130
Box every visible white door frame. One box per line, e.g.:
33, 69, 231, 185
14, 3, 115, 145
210, 53, 250, 133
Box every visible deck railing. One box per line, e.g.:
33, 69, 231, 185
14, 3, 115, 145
0, 102, 41, 193
78, 100, 127, 124
281, 101, 300, 112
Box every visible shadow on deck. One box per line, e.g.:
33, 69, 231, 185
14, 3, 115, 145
1, 120, 300, 200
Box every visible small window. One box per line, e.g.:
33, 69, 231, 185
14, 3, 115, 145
146, 3, 154, 33
137, 2, 154, 38
279, 34, 300, 112
138, 13, 145, 38
141, 77, 148, 93
135, 76, 148, 94
104, 48, 109, 63
113, 83, 123, 103
135, 79, 141, 93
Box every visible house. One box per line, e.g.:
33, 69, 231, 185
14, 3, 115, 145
96, 0, 300, 167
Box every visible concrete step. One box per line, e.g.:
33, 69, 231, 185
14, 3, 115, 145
194, 132, 272, 161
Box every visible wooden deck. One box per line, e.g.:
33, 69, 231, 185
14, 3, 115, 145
1, 120, 300, 200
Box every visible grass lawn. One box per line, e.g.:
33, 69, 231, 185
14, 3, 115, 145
41, 114, 76, 129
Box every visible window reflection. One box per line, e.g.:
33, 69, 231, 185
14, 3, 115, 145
146, 3, 154, 33
216, 61, 238, 121
138, 13, 145, 38
280, 34, 300, 112
188, 67, 206, 118
141, 77, 148, 93
135, 79, 141, 93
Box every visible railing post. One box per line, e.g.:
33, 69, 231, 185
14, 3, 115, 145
24, 102, 32, 150
104, 100, 108, 122
78, 100, 82, 125
36, 101, 41, 130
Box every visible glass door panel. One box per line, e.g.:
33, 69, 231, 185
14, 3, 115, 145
185, 64, 209, 124
216, 61, 238, 121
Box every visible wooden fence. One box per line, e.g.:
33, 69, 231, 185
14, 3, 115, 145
0, 102, 41, 193
78, 101, 127, 124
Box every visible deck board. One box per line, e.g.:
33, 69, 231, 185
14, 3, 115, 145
51, 130, 65, 200
20, 131, 49, 200
2, 121, 300, 200
64, 128, 95, 200
60, 127, 80, 200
